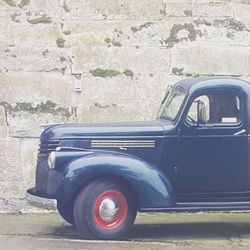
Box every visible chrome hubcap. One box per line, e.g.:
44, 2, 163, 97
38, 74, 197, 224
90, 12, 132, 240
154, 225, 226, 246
98, 198, 120, 222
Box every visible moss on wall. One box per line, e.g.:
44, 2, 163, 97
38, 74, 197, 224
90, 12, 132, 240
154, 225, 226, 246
164, 23, 202, 48
90, 69, 121, 78
28, 16, 52, 25
63, 30, 71, 36
18, 0, 30, 8
104, 37, 122, 47
56, 37, 66, 48
63, 1, 71, 12
123, 69, 134, 78
0, 101, 73, 118
3, 0, 16, 7
90, 68, 134, 78
131, 22, 153, 33
184, 9, 192, 17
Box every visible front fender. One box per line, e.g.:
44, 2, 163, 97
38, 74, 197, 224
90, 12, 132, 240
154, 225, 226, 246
57, 151, 175, 210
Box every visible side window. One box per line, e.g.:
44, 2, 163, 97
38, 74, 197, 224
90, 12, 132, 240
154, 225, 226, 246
186, 95, 209, 124
186, 92, 242, 126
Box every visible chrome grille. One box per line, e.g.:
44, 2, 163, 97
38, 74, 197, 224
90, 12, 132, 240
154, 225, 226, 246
35, 154, 49, 194
36, 140, 60, 194
39, 141, 60, 154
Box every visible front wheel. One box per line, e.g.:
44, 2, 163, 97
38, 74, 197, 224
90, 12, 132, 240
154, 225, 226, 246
73, 178, 137, 239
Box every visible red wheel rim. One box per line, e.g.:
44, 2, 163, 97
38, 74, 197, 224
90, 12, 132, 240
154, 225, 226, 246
93, 190, 128, 230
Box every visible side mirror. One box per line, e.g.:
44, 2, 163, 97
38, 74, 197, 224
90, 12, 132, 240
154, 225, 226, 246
197, 100, 207, 126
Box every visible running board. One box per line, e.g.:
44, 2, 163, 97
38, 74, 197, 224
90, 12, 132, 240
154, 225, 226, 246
140, 201, 250, 213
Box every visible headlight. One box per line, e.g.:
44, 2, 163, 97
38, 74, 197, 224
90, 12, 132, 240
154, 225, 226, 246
48, 151, 56, 169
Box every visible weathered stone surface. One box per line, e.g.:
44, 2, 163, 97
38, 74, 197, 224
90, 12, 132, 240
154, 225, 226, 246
5, 107, 76, 135
0, 181, 24, 199
0, 17, 61, 48
0, 0, 250, 213
0, 73, 72, 105
0, 0, 61, 18
72, 46, 171, 74
0, 198, 48, 213
63, 17, 250, 49
0, 139, 22, 182
228, 1, 250, 29
171, 44, 250, 76
0, 127, 7, 138
20, 138, 39, 187
63, 0, 165, 20
0, 46, 70, 73
76, 74, 183, 122
165, 2, 232, 17
0, 106, 8, 137
0, 73, 76, 134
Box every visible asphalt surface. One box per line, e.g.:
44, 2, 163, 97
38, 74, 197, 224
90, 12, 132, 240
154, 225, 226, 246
1, 212, 250, 249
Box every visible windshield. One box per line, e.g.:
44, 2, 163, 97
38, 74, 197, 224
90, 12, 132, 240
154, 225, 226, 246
158, 86, 187, 121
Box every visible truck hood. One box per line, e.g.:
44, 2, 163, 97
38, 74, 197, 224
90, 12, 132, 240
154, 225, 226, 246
40, 120, 170, 141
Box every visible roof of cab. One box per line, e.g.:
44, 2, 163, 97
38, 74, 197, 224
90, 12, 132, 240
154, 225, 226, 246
175, 77, 250, 93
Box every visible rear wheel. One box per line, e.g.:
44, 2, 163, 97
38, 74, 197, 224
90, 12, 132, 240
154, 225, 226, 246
73, 178, 137, 239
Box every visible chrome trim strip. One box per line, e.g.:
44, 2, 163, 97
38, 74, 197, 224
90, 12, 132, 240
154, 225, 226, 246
92, 140, 155, 143
92, 146, 155, 147
26, 191, 57, 210
234, 129, 246, 136
91, 140, 155, 148
92, 143, 155, 145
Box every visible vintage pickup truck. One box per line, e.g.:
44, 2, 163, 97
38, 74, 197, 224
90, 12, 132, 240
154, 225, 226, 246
26, 77, 250, 239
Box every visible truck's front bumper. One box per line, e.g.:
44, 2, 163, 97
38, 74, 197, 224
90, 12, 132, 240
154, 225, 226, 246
26, 188, 57, 210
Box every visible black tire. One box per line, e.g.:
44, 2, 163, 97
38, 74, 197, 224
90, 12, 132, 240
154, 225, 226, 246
73, 178, 137, 239
57, 203, 75, 226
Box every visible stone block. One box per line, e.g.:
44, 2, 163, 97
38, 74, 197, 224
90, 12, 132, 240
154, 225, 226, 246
0, 44, 70, 73
71, 46, 171, 75
0, 73, 72, 105
0, 73, 76, 135
63, 0, 164, 20
0, 198, 48, 213
65, 16, 250, 48
0, 106, 8, 138
0, 106, 6, 125
165, 2, 232, 18
76, 74, 183, 122
0, 139, 22, 183
20, 138, 39, 188
0, 0, 61, 18
228, 1, 250, 29
171, 44, 250, 76
0, 181, 24, 199
0, 16, 60, 48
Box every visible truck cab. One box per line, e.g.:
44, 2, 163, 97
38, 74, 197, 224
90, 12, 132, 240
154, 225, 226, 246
26, 77, 250, 239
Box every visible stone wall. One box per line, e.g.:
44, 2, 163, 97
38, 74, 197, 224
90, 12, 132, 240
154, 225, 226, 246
0, 0, 250, 212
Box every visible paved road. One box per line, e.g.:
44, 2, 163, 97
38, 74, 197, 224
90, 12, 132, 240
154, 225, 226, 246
1, 212, 250, 249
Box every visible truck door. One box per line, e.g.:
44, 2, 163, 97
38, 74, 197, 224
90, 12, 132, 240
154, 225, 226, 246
175, 89, 248, 194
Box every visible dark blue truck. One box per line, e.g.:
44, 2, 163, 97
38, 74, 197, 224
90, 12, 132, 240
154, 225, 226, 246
26, 77, 250, 239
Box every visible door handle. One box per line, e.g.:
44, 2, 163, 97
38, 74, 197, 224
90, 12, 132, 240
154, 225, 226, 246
234, 129, 246, 136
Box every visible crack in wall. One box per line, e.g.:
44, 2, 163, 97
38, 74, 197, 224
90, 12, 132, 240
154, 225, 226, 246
0, 106, 9, 126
